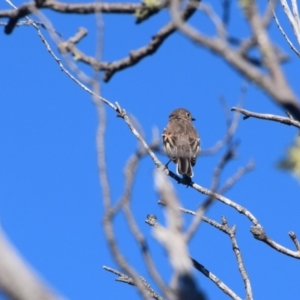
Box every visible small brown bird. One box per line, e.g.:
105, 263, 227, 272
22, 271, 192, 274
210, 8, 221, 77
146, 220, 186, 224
162, 108, 200, 177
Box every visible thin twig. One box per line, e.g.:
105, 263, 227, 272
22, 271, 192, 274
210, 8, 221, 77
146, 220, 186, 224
280, 0, 300, 46
218, 161, 255, 194
263, 0, 278, 28
199, 3, 226, 38
231, 107, 300, 128
201, 111, 239, 156
201, 86, 246, 156
222, 217, 252, 300
270, 0, 300, 57
103, 266, 165, 300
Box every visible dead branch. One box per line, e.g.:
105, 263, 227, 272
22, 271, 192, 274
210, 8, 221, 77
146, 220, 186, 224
103, 266, 165, 300
231, 107, 300, 128
0, 228, 64, 300
251, 225, 300, 258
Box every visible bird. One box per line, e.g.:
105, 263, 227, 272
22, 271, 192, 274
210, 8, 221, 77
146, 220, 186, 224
162, 108, 200, 177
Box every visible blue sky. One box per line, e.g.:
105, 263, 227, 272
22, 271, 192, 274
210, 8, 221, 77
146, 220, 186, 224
1, 0, 300, 299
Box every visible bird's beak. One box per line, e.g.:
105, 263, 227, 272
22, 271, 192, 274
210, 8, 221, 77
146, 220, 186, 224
192, 117, 196, 121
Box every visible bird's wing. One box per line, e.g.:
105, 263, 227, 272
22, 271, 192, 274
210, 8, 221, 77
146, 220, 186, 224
190, 136, 200, 166
162, 128, 178, 162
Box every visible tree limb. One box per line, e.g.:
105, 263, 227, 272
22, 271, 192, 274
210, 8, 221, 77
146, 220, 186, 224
0, 228, 64, 300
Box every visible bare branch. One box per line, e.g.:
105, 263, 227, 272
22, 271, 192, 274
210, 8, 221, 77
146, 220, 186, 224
103, 266, 135, 285
251, 225, 300, 258
199, 3, 226, 38
101, 0, 199, 81
44, 1, 145, 14
270, 0, 300, 57
103, 266, 165, 300
263, 0, 278, 28
201, 85, 246, 157
218, 161, 255, 195
0, 228, 64, 300
210, 143, 237, 191
201, 103, 240, 156
222, 218, 252, 300
231, 107, 300, 128
190, 181, 259, 225
280, 0, 300, 46
1, 1, 160, 34
190, 258, 242, 300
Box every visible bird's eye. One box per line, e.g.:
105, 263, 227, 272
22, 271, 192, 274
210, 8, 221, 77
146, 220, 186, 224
186, 113, 190, 118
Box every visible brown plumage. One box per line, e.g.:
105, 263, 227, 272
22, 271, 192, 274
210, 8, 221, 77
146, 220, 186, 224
162, 108, 200, 177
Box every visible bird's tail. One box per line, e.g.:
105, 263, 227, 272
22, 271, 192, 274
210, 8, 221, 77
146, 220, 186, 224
177, 158, 193, 177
